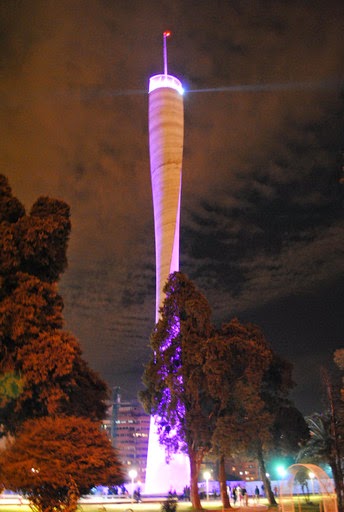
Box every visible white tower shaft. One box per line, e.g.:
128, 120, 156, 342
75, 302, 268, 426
145, 73, 190, 494
149, 85, 183, 321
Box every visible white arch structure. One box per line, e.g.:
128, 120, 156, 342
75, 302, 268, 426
280, 464, 337, 512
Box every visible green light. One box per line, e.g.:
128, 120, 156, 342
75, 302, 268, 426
277, 465, 287, 478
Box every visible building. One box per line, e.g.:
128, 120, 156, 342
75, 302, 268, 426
101, 391, 259, 489
145, 30, 189, 496
225, 457, 260, 482
200, 456, 259, 488
103, 391, 150, 484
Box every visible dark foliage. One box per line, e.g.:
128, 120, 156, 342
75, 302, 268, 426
0, 176, 109, 435
0, 416, 124, 512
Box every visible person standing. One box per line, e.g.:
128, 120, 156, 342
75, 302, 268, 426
254, 485, 260, 503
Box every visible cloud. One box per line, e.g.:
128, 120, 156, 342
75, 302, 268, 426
1, 0, 343, 408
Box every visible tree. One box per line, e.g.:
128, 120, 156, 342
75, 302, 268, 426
248, 353, 309, 506
140, 272, 214, 510
0, 175, 121, 510
0, 176, 70, 283
258, 403, 309, 505
0, 416, 124, 512
0, 174, 25, 277
298, 349, 344, 512
297, 360, 344, 512
0, 271, 108, 434
297, 411, 344, 512
202, 319, 274, 508
204, 321, 308, 508
333, 349, 344, 410
0, 175, 108, 435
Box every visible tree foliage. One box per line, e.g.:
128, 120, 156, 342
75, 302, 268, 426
0, 175, 108, 435
202, 319, 275, 507
140, 272, 213, 509
0, 176, 70, 283
0, 372, 23, 408
298, 413, 333, 464
0, 416, 124, 512
199, 319, 307, 508
272, 405, 309, 454
141, 272, 213, 454
260, 353, 309, 457
297, 359, 344, 512
141, 271, 304, 510
247, 353, 308, 506
334, 348, 344, 401
205, 319, 274, 456
0, 175, 123, 512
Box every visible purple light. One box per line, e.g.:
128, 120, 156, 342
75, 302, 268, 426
145, 416, 190, 493
146, 57, 189, 494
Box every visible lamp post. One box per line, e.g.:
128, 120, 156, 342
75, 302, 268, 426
204, 471, 211, 501
128, 469, 137, 502
276, 465, 286, 497
309, 472, 315, 495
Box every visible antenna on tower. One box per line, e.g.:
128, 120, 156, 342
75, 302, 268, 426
163, 31, 171, 75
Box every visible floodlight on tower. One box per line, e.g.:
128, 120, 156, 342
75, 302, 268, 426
144, 31, 190, 495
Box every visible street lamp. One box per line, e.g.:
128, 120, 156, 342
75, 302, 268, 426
309, 472, 315, 495
128, 469, 137, 502
203, 471, 211, 501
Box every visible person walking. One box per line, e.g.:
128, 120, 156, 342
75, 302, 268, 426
254, 485, 260, 503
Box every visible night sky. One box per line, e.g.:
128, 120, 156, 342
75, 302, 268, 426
1, 0, 343, 415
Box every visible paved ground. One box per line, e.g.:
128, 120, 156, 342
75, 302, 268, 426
0, 496, 270, 512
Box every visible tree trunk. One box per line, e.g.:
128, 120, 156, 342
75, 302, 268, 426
189, 449, 202, 510
66, 476, 79, 512
257, 443, 277, 506
218, 455, 231, 509
330, 458, 344, 512
324, 372, 344, 512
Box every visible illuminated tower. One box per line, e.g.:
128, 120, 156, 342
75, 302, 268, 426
144, 32, 190, 494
